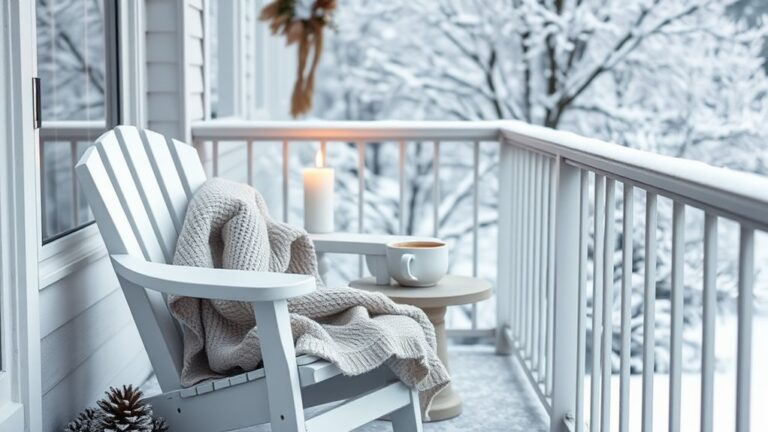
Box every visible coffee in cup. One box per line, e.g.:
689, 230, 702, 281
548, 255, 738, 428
386, 241, 449, 287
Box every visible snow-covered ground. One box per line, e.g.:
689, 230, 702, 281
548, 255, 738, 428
584, 315, 768, 431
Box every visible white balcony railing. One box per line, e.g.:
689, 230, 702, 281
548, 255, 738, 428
192, 120, 768, 432
192, 121, 501, 337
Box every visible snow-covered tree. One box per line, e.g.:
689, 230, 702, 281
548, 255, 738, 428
318, 0, 768, 164
313, 0, 768, 366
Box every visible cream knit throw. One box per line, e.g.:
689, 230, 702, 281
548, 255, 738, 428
168, 178, 449, 414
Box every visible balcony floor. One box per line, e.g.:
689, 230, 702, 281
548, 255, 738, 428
354, 344, 548, 432
142, 344, 548, 431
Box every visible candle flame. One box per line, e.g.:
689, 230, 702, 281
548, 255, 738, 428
315, 149, 325, 168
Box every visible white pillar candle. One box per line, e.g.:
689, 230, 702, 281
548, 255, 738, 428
303, 149, 334, 233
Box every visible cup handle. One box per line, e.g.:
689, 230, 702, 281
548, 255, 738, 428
400, 254, 418, 282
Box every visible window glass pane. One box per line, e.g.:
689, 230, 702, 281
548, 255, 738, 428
36, 0, 110, 243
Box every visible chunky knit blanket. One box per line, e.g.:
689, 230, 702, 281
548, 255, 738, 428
168, 178, 449, 413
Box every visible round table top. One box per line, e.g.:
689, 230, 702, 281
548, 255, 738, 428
349, 275, 492, 309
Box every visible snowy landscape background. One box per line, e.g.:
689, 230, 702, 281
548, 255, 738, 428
37, 0, 768, 428
308, 0, 768, 369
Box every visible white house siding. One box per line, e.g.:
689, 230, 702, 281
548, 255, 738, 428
40, 255, 151, 431
187, 0, 207, 124
145, 0, 208, 141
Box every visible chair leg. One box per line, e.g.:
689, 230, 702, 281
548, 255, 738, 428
391, 389, 422, 432
253, 300, 306, 432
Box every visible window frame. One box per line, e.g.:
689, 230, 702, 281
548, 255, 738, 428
0, 1, 43, 430
37, 0, 145, 289
36, 0, 119, 245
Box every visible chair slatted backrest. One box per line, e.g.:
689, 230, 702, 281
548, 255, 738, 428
76, 126, 206, 391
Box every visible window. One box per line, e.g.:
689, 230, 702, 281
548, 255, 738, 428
36, 0, 119, 243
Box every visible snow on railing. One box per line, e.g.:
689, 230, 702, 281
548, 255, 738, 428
192, 120, 768, 432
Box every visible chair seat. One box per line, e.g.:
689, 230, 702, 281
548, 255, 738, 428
178, 355, 343, 399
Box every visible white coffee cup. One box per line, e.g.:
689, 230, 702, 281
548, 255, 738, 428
386, 241, 449, 287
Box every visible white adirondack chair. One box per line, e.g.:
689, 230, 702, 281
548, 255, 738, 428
75, 126, 424, 432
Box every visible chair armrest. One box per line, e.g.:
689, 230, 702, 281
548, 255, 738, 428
111, 254, 316, 302
309, 233, 438, 256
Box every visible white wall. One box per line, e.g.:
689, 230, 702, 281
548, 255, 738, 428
145, 0, 209, 140
40, 255, 151, 431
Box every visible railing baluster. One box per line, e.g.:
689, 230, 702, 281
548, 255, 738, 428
590, 173, 605, 432
701, 213, 717, 432
736, 227, 754, 432
669, 201, 685, 431
538, 157, 549, 383
399, 140, 406, 234
70, 141, 80, 225
529, 151, 537, 358
246, 141, 254, 186
212, 140, 219, 177
282, 140, 289, 223
601, 178, 615, 432
576, 169, 589, 432
320, 140, 327, 162
522, 151, 533, 359
642, 191, 658, 432
472, 141, 480, 330
433, 141, 440, 238
519, 148, 527, 347
514, 148, 523, 342
550, 157, 580, 432
619, 184, 634, 432
546, 157, 557, 396
496, 140, 515, 355
358, 141, 365, 277
532, 154, 542, 369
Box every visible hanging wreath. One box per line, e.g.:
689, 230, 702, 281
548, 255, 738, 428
260, 0, 336, 117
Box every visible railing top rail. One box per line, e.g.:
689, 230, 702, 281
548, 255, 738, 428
500, 121, 768, 230
190, 119, 768, 230
191, 120, 501, 142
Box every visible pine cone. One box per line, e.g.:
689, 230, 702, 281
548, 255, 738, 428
64, 407, 103, 432
97, 385, 153, 432
151, 417, 168, 432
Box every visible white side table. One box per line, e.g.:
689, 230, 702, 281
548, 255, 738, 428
349, 275, 492, 421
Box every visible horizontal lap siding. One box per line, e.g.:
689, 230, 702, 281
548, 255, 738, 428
42, 329, 150, 431
41, 256, 151, 431
146, 0, 206, 138
187, 3, 206, 123
146, 0, 182, 138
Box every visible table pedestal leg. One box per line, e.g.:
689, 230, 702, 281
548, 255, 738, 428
422, 306, 461, 421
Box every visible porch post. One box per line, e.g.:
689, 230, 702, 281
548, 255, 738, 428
495, 139, 513, 355
550, 157, 580, 432
216, 0, 242, 117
